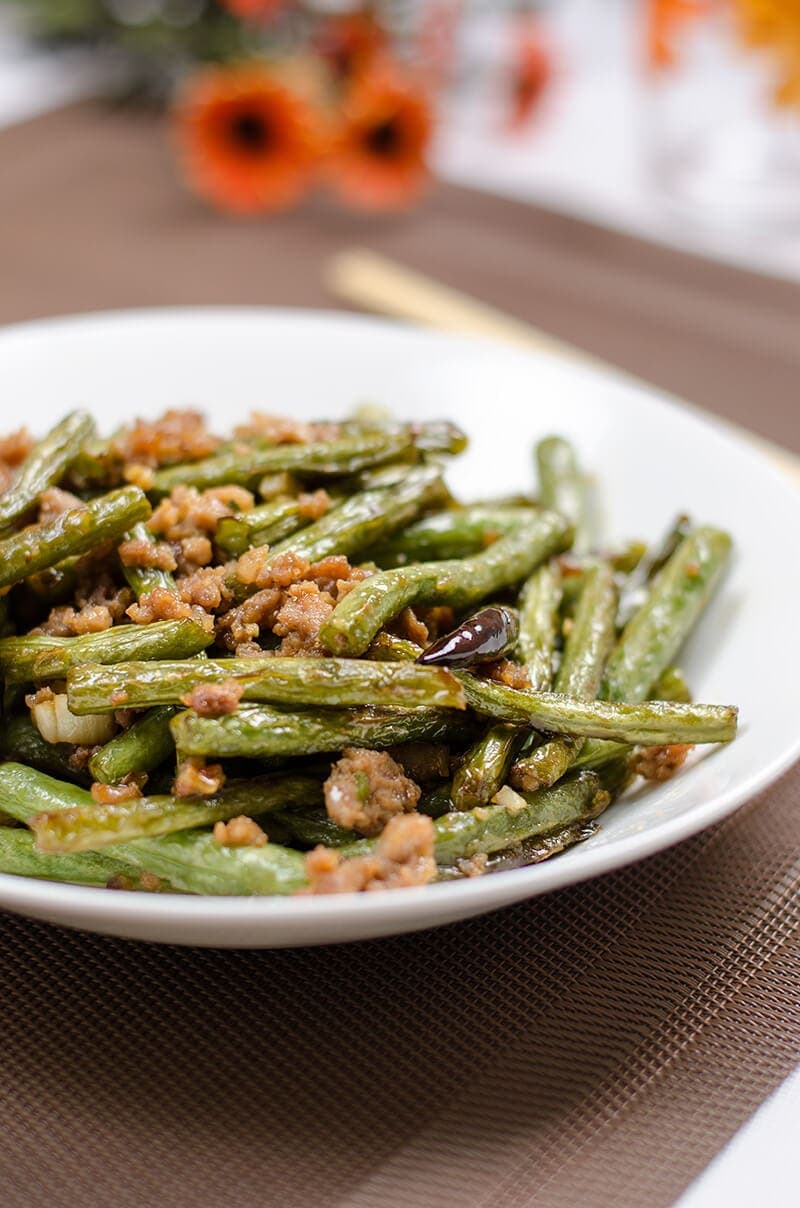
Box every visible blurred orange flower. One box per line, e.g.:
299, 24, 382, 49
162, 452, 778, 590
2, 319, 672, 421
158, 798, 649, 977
326, 71, 433, 210
646, 0, 712, 71
733, 0, 800, 109
509, 27, 552, 129
174, 64, 321, 214
317, 12, 387, 85
218, 0, 283, 20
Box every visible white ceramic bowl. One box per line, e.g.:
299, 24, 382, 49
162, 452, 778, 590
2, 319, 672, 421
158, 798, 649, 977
0, 308, 797, 947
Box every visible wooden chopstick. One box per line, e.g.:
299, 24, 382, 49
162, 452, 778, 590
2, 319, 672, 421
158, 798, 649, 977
326, 248, 800, 487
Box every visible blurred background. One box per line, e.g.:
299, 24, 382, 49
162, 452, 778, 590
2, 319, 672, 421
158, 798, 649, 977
0, 0, 798, 449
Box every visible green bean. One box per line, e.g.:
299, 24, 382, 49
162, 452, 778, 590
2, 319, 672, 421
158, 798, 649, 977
0, 829, 136, 886
365, 632, 527, 815
171, 703, 466, 760
274, 809, 358, 848
33, 774, 323, 853
0, 617, 212, 684
215, 496, 314, 557
650, 666, 691, 704
518, 562, 562, 689
572, 741, 629, 771
367, 633, 424, 662
512, 562, 618, 791
509, 736, 581, 796
602, 526, 732, 703
0, 714, 88, 785
410, 420, 468, 456
120, 521, 177, 599
610, 541, 648, 576
450, 561, 564, 810
536, 436, 590, 555
450, 563, 561, 810
0, 762, 103, 823
371, 505, 532, 566
111, 770, 607, 893
66, 435, 124, 490
418, 782, 456, 817
255, 472, 300, 501
344, 770, 610, 867
558, 563, 618, 698
0, 634, 62, 683
67, 657, 466, 714
267, 465, 446, 563
438, 820, 598, 878
457, 676, 737, 745
341, 418, 467, 458
348, 463, 427, 493
575, 530, 722, 776
149, 430, 416, 495
451, 724, 527, 811
0, 486, 150, 591
617, 514, 692, 627
572, 670, 693, 775
647, 514, 694, 580
365, 567, 560, 812
118, 830, 308, 896
0, 763, 306, 895
0, 411, 95, 535
321, 508, 572, 657
89, 705, 178, 785
220, 467, 447, 605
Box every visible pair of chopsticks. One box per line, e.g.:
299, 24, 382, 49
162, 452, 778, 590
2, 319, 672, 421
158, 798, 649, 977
326, 249, 800, 488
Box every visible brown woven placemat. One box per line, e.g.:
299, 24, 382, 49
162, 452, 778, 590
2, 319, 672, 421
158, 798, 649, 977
0, 103, 798, 1208
1, 769, 798, 1208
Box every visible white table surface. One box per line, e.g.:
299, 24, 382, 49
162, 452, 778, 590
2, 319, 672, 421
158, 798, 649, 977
0, 11, 798, 1205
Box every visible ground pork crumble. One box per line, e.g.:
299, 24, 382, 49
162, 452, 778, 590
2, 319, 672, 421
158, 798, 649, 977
111, 539, 370, 658
386, 603, 458, 648
297, 489, 332, 520
213, 815, 268, 847
147, 484, 255, 574
67, 744, 102, 773
182, 679, 244, 717
324, 747, 422, 837
126, 586, 214, 632
217, 550, 370, 656
301, 813, 436, 894
90, 773, 147, 805
115, 409, 221, 470
37, 486, 83, 524
172, 757, 226, 798
118, 537, 177, 572
0, 428, 34, 494
632, 744, 694, 782
107, 871, 166, 892
480, 658, 532, 691
232, 412, 342, 445
34, 574, 133, 637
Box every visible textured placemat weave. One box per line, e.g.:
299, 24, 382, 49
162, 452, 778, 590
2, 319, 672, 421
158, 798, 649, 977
0, 102, 798, 1208
1, 769, 798, 1208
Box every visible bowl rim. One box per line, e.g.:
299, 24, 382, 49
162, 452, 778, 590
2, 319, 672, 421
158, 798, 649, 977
0, 304, 797, 935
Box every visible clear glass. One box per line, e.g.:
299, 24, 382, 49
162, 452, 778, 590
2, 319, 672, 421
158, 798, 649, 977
643, 2, 800, 232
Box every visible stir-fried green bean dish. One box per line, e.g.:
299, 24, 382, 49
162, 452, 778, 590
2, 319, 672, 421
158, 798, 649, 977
0, 408, 737, 896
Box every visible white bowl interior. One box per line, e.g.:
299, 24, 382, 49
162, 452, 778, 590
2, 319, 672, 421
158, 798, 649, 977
0, 308, 797, 946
